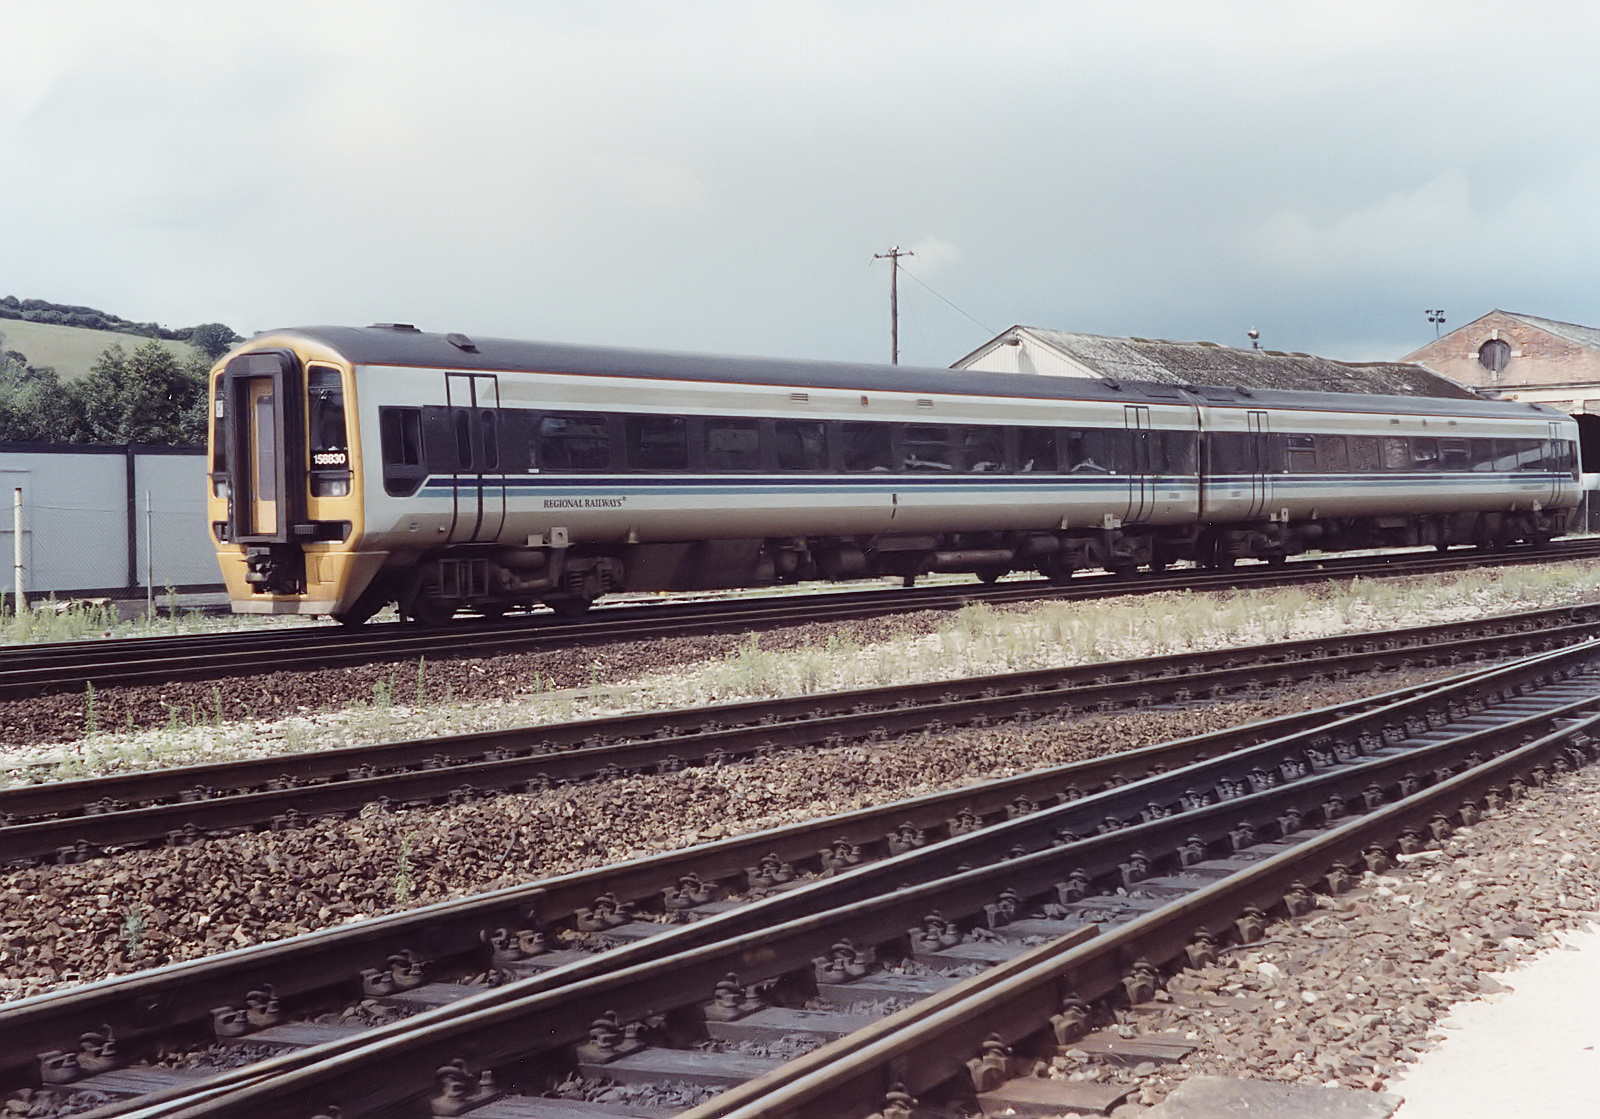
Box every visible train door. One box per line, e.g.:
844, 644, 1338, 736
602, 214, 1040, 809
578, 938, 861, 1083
1546, 420, 1567, 508
1123, 405, 1154, 522
218, 349, 304, 546
443, 373, 506, 544
1245, 410, 1273, 520
246, 379, 279, 536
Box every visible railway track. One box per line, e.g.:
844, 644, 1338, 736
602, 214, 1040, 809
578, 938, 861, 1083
7, 638, 1599, 1116
3, 538, 1597, 700
3, 600, 1595, 866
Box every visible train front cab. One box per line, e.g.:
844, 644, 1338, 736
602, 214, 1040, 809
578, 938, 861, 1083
208, 345, 382, 618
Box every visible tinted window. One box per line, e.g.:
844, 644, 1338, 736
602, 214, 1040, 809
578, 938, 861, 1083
1439, 439, 1470, 471
1017, 428, 1058, 473
1164, 431, 1198, 474
900, 424, 957, 472
1351, 437, 1381, 472
538, 413, 611, 471
1285, 434, 1317, 472
963, 426, 1006, 472
775, 420, 827, 471
626, 415, 687, 470
1411, 438, 1440, 470
1469, 439, 1496, 472
1063, 429, 1115, 473
1382, 437, 1409, 470
307, 367, 347, 460
842, 423, 892, 471
703, 418, 762, 471
379, 407, 425, 496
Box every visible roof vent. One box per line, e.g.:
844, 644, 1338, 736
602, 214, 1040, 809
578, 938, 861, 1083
1102, 377, 1123, 390
446, 332, 479, 353
1235, 386, 1253, 396
370, 322, 420, 332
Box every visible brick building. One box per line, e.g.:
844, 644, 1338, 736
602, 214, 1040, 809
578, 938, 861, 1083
1401, 309, 1600, 476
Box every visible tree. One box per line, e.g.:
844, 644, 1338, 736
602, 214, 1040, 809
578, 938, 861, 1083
75, 340, 208, 445
0, 333, 84, 442
186, 322, 243, 359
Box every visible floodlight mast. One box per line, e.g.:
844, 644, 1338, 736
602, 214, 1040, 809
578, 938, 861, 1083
874, 245, 914, 364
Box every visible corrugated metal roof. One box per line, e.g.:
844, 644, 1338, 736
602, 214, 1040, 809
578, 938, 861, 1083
961, 327, 1476, 400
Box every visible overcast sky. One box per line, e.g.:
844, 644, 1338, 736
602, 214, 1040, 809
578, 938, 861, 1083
4, 1, 1598, 368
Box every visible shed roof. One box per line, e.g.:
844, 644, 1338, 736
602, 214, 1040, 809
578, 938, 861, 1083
1495, 311, 1600, 352
957, 327, 1476, 400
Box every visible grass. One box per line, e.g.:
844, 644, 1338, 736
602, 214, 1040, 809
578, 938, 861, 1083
0, 319, 201, 382
0, 594, 320, 646
7, 560, 1600, 786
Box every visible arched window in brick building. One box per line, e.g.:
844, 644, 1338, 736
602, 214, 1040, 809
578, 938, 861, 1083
1478, 338, 1511, 374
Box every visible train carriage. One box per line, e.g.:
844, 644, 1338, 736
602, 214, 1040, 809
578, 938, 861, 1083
206, 325, 1579, 624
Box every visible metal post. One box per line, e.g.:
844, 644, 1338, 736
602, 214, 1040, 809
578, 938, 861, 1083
12, 487, 22, 614
145, 491, 154, 620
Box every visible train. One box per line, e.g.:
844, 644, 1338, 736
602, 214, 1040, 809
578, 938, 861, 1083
205, 324, 1581, 625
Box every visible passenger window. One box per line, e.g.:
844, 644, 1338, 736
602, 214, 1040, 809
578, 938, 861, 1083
454, 410, 473, 470
1286, 434, 1317, 472
538, 413, 612, 471
1411, 439, 1440, 470
1063, 429, 1113, 473
900, 424, 957, 472
1439, 439, 1470, 471
1470, 439, 1496, 472
1017, 428, 1058, 473
1164, 431, 1198, 475
625, 415, 687, 470
775, 420, 828, 471
962, 426, 1006, 472
1513, 439, 1542, 471
1382, 437, 1410, 470
1351, 437, 1381, 472
703, 418, 762, 471
842, 423, 893, 471
379, 407, 425, 496
479, 411, 499, 471
1317, 435, 1349, 473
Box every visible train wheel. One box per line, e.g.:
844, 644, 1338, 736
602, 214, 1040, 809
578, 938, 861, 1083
1036, 555, 1076, 584
1265, 554, 1287, 568
406, 595, 455, 626
544, 596, 593, 619
476, 603, 508, 621
975, 566, 1008, 585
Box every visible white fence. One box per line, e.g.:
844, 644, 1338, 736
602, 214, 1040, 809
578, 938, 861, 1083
1, 443, 219, 604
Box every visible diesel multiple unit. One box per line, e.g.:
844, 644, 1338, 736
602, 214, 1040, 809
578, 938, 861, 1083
206, 325, 1580, 624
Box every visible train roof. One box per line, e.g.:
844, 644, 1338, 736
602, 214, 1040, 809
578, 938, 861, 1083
252, 325, 1569, 423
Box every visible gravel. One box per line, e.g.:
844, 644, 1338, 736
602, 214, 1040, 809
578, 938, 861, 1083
0, 673, 1434, 1001
1065, 764, 1600, 1114
3, 599, 1599, 1116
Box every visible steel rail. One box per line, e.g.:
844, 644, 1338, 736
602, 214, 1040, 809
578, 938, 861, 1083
7, 595, 1592, 827
94, 647, 1600, 1119
3, 539, 1596, 700
690, 710, 1600, 1118
4, 602, 1592, 865
0, 666, 1471, 1089
14, 641, 1599, 1113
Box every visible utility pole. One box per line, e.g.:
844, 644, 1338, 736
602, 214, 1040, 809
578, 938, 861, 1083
874, 245, 914, 364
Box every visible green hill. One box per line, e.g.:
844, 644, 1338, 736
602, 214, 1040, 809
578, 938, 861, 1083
0, 318, 204, 382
